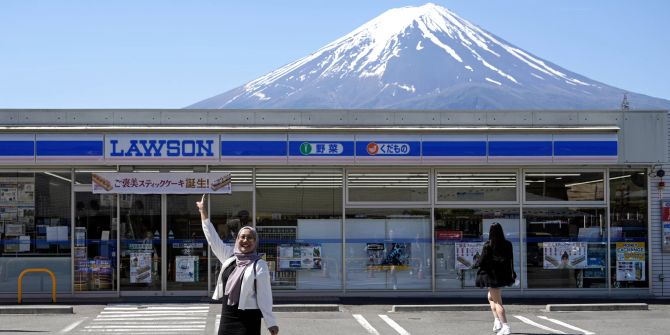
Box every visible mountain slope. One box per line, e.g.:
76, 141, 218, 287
188, 3, 670, 110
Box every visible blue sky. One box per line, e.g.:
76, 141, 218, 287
1, 0, 668, 108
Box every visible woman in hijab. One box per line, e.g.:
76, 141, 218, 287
197, 194, 279, 335
474, 223, 515, 335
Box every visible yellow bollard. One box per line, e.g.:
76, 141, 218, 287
18, 268, 57, 304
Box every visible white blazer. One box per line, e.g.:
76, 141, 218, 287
201, 219, 277, 328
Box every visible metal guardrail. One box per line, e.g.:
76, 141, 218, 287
17, 268, 56, 304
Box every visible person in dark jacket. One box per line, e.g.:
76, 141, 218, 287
475, 223, 515, 335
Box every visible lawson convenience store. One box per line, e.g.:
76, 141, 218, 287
0, 109, 668, 300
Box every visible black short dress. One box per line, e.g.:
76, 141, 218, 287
218, 263, 263, 335
475, 240, 515, 289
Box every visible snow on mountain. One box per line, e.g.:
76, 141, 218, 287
187, 3, 670, 110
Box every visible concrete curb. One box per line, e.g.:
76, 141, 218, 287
392, 304, 491, 312
274, 304, 340, 312
0, 305, 74, 314
545, 303, 649, 312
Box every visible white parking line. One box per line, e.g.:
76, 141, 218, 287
353, 314, 380, 335
58, 318, 86, 333
537, 315, 595, 334
379, 315, 411, 335
514, 315, 566, 334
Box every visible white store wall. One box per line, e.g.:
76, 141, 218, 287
650, 112, 670, 297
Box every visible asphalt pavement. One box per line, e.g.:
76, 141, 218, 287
1, 300, 669, 334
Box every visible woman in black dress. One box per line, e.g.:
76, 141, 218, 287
197, 195, 279, 335
475, 223, 515, 335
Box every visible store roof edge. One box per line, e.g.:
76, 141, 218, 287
0, 125, 621, 133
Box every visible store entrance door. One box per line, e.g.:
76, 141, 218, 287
165, 194, 208, 294
120, 194, 162, 294
119, 194, 208, 296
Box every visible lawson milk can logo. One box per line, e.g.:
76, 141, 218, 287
366, 142, 410, 155
299, 142, 344, 155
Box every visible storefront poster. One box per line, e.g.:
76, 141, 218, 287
129, 252, 152, 283
543, 242, 587, 269
277, 244, 322, 270
365, 242, 412, 270
175, 256, 198, 282
616, 242, 646, 281
17, 178, 34, 203
92, 172, 232, 194
662, 200, 670, 252
455, 242, 484, 270
75, 227, 86, 247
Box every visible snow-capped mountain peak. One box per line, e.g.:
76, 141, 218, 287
188, 3, 670, 110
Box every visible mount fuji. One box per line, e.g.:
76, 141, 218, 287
188, 3, 670, 110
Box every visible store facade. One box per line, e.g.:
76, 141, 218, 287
0, 109, 667, 300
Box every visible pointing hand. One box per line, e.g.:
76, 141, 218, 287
196, 194, 206, 211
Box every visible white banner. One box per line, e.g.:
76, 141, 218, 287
92, 172, 232, 194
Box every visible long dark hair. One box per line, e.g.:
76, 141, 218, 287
488, 222, 506, 249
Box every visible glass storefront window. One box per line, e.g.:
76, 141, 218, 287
256, 169, 343, 290
524, 207, 607, 288
436, 172, 517, 202
525, 171, 605, 202
434, 208, 520, 289
0, 171, 72, 293
347, 170, 429, 202
74, 192, 117, 292
610, 169, 648, 288
345, 208, 431, 290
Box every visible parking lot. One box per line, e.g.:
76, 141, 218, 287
1, 303, 670, 334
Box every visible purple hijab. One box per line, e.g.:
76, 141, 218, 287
224, 226, 261, 306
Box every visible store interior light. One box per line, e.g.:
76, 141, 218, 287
43, 172, 72, 183
565, 174, 630, 188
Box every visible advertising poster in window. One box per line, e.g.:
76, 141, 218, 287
366, 243, 385, 269
662, 200, 670, 252
277, 244, 322, 270
543, 242, 587, 269
175, 256, 198, 282
455, 242, 484, 270
129, 252, 152, 283
17, 178, 35, 203
0, 177, 34, 251
616, 242, 646, 281
366, 242, 411, 270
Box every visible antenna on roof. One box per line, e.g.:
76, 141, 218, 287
621, 92, 630, 111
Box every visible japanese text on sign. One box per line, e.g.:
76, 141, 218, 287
92, 172, 232, 194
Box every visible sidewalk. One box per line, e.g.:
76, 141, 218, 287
0, 296, 662, 314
